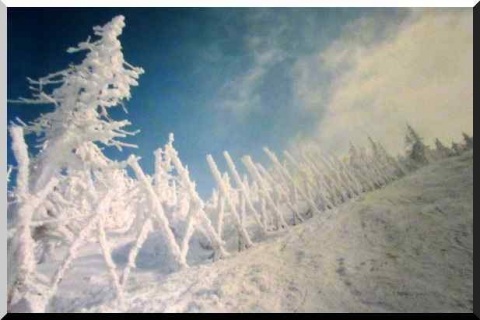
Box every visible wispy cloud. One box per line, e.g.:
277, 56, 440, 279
215, 10, 288, 119
217, 50, 278, 117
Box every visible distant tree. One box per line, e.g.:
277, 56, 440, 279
462, 132, 473, 150
347, 143, 377, 192
367, 136, 405, 178
404, 123, 429, 167
434, 138, 452, 159
451, 142, 463, 156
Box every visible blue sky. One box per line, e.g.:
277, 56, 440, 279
7, 8, 472, 197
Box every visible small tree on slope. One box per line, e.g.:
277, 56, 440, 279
434, 138, 452, 159
367, 136, 405, 179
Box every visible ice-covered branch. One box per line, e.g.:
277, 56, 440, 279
97, 216, 124, 305
264, 148, 322, 215
121, 219, 153, 287
9, 126, 30, 199
127, 155, 186, 269
242, 155, 287, 230
166, 140, 228, 259
207, 154, 253, 250
223, 151, 265, 232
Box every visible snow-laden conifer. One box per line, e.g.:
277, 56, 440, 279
434, 138, 452, 159
10, 15, 144, 194
405, 123, 429, 167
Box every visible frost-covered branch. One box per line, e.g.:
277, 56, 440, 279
223, 151, 266, 232
97, 216, 124, 305
127, 155, 186, 269
121, 219, 153, 287
242, 155, 287, 230
165, 137, 228, 259
264, 148, 322, 215
207, 154, 253, 250
9, 126, 30, 199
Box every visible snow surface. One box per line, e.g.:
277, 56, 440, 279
46, 151, 473, 313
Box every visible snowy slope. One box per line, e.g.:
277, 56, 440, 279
51, 151, 473, 313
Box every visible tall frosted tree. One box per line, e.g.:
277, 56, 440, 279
11, 15, 144, 192
7, 15, 144, 312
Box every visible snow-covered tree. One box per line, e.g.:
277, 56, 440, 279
434, 138, 452, 159
404, 123, 429, 168
10, 15, 144, 193
367, 136, 404, 179
348, 143, 377, 192
164, 135, 229, 260
264, 147, 322, 215
7, 15, 144, 312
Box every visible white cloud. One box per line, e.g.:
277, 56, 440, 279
293, 9, 473, 156
216, 46, 285, 119
215, 10, 288, 119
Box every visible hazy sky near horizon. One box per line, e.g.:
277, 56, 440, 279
7, 8, 473, 197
